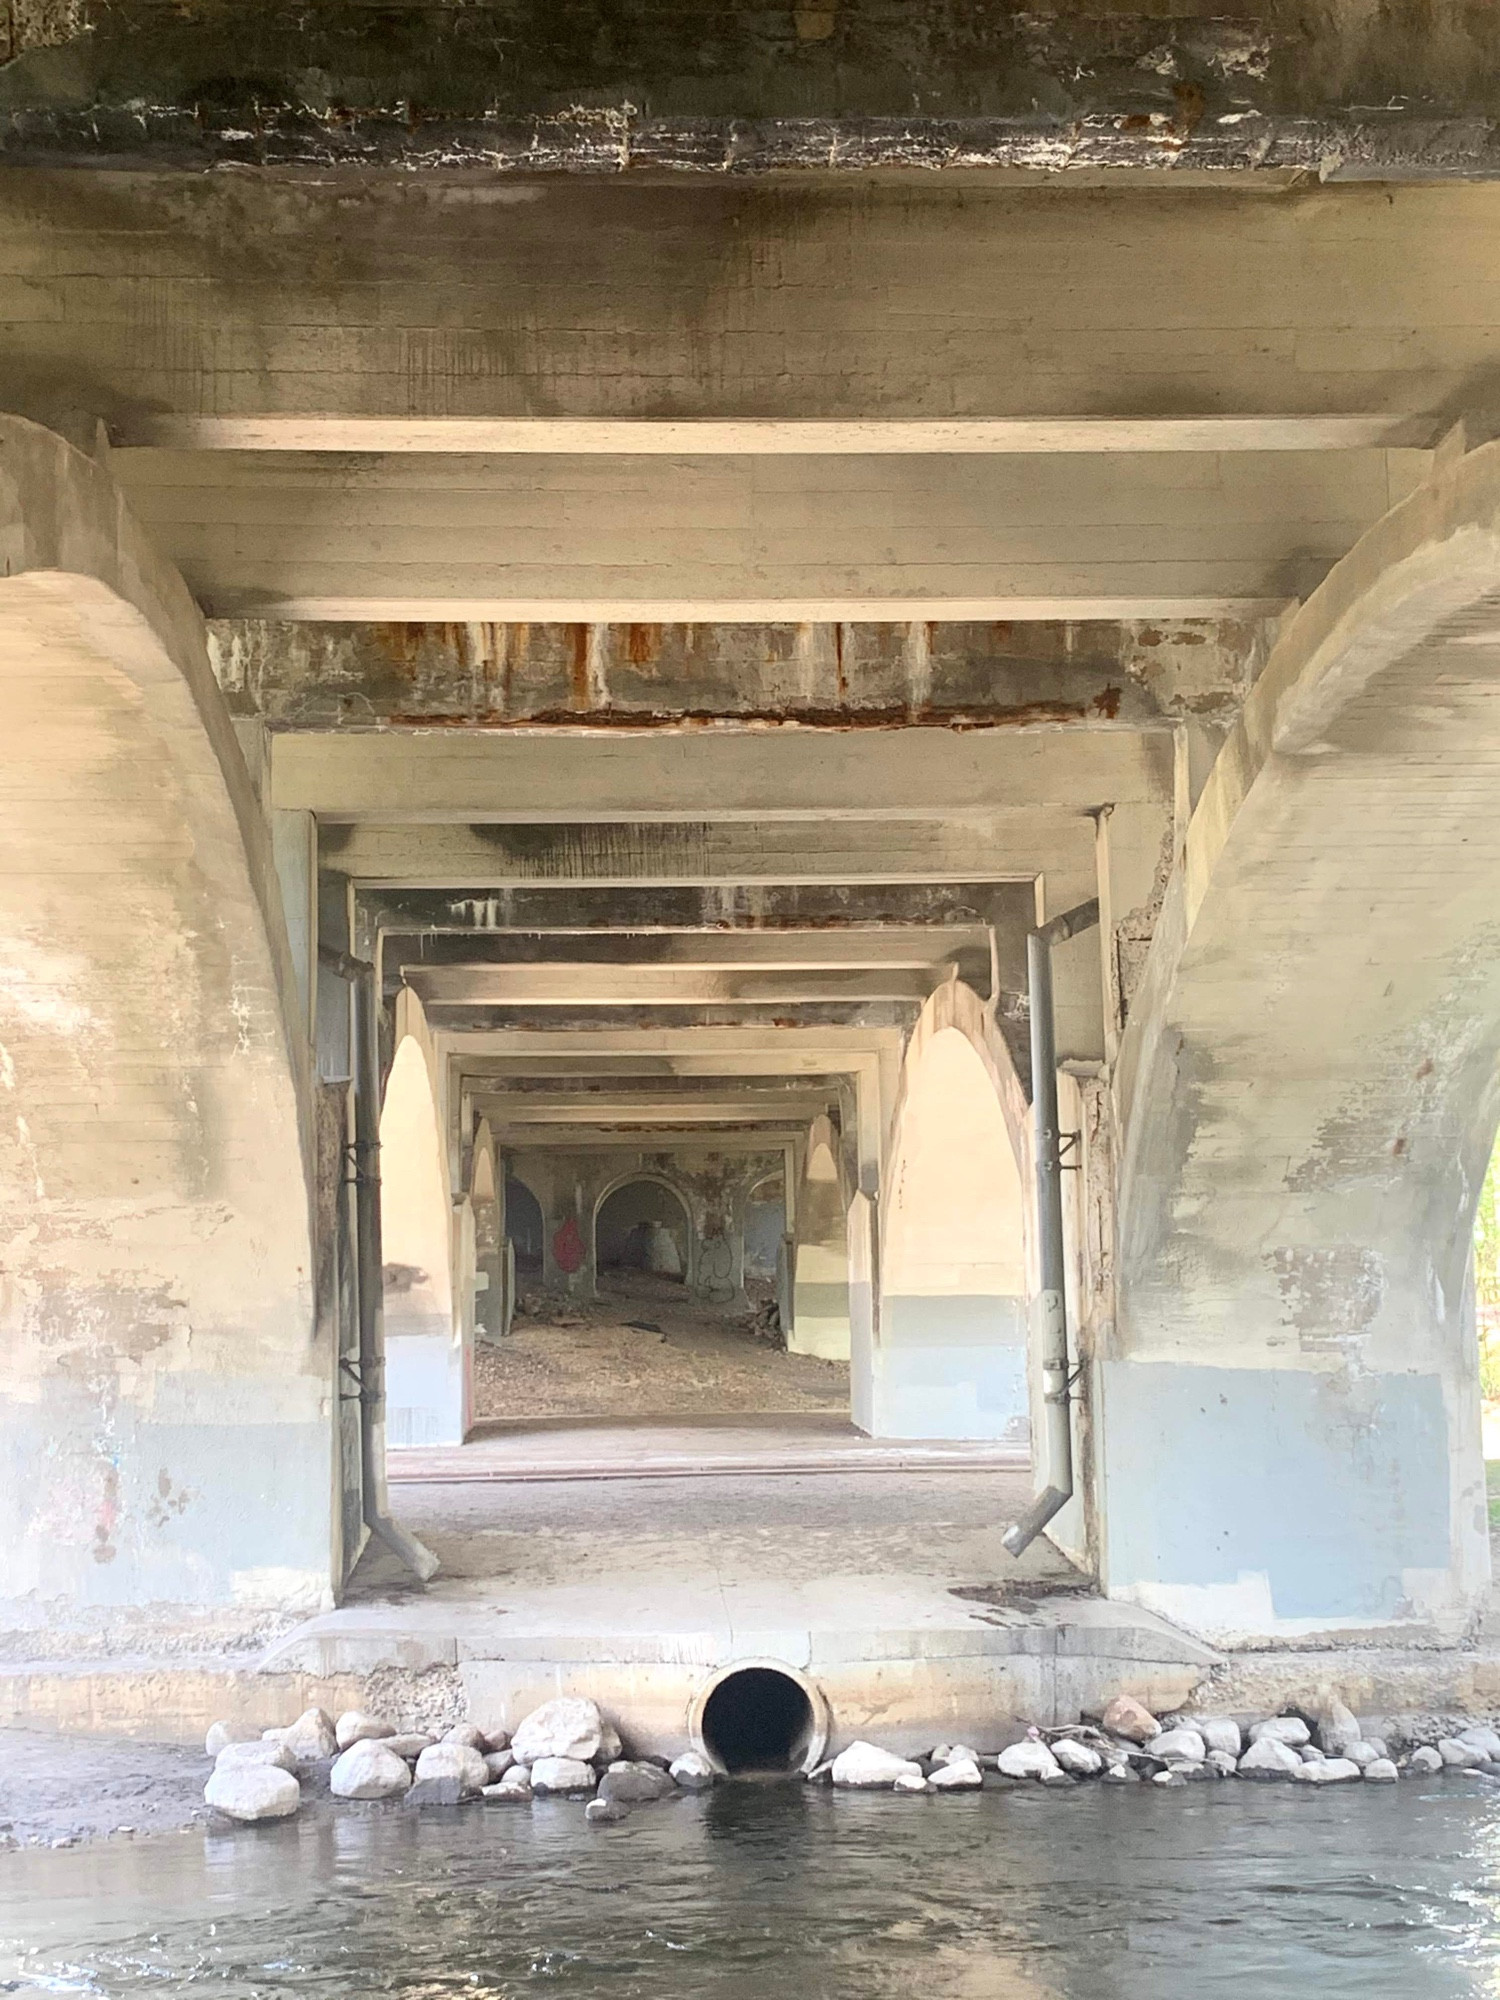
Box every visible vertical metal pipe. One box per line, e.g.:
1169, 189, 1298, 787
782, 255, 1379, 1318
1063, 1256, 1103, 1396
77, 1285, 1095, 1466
330, 948, 439, 1582
1003, 898, 1098, 1559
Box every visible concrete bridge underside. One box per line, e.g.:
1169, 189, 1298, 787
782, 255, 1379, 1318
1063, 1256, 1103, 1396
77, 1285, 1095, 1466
3, 154, 1500, 1738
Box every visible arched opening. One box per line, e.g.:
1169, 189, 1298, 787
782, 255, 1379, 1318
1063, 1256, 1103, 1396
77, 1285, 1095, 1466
698, 1666, 820, 1775
380, 1034, 463, 1447
789, 1120, 851, 1360
505, 1175, 545, 1277
595, 1176, 689, 1284
743, 1173, 786, 1283
876, 1025, 1029, 1442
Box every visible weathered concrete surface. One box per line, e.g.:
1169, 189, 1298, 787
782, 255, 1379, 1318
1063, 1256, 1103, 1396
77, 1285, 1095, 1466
0, 176, 1499, 437
875, 983, 1032, 1441
5, 2, 1500, 175
1105, 435, 1500, 1645
0, 418, 331, 1646
210, 618, 1257, 733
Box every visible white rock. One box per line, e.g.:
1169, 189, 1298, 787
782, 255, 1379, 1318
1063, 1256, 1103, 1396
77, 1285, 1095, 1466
336, 1712, 397, 1751
928, 1757, 982, 1790
511, 1697, 607, 1765
932, 1743, 979, 1769
1344, 1741, 1382, 1769
205, 1764, 300, 1822
1295, 1757, 1361, 1784
444, 1723, 488, 1750
1146, 1728, 1205, 1765
270, 1708, 338, 1762
1298, 1745, 1325, 1763
1438, 1737, 1483, 1768
482, 1727, 511, 1754
893, 1769, 929, 1792
669, 1751, 716, 1792
413, 1743, 488, 1792
996, 1740, 1063, 1782
1206, 1749, 1239, 1778
1051, 1738, 1103, 1777
1409, 1746, 1444, 1774
530, 1756, 598, 1796
1457, 1727, 1500, 1762
1196, 1718, 1242, 1758
1237, 1736, 1304, 1779
1248, 1717, 1310, 1749
596, 1721, 623, 1765
831, 1741, 924, 1789
485, 1767, 533, 1802
330, 1740, 412, 1800
484, 1749, 514, 1781
205, 1720, 260, 1756
1364, 1759, 1399, 1783
216, 1739, 297, 1773
385, 1734, 435, 1762
1100, 1695, 1159, 1744
1318, 1699, 1362, 1757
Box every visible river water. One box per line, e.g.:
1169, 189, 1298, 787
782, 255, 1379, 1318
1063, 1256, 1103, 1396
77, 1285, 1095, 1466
3, 1777, 1500, 1998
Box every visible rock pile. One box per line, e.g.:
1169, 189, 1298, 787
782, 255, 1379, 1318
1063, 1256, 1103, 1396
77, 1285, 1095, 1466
799, 1695, 1500, 1795
199, 1697, 707, 1827
199, 1690, 1500, 1823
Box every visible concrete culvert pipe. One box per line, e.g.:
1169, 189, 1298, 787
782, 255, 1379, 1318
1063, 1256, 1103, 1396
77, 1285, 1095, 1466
693, 1664, 828, 1775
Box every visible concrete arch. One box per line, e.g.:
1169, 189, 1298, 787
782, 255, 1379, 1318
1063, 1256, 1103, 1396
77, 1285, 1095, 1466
380, 992, 466, 1445
871, 983, 1031, 1441
790, 1113, 851, 1360
0, 418, 325, 1630
1106, 436, 1500, 1644
593, 1169, 695, 1287
469, 1120, 504, 1341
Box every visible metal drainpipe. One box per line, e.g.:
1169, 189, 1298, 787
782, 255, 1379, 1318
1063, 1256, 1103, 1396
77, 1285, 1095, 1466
1003, 898, 1100, 1560
322, 946, 439, 1583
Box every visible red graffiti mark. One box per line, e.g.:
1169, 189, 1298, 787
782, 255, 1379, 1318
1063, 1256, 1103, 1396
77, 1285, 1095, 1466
553, 1214, 585, 1274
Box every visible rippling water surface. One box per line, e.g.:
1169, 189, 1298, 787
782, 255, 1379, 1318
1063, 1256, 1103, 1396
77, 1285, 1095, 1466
4, 1778, 1500, 1997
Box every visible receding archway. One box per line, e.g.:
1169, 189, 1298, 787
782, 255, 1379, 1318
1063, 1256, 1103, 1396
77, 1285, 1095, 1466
505, 1175, 546, 1277
876, 1023, 1030, 1441
595, 1175, 690, 1283
380, 1032, 464, 1446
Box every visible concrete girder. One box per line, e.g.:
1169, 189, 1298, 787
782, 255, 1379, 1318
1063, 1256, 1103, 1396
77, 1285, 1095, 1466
217, 614, 1266, 736
327, 816, 1093, 895
355, 883, 1040, 955
1107, 433, 1500, 1647
392, 925, 992, 969
472, 1089, 839, 1123
117, 446, 1428, 621
132, 416, 1433, 455
288, 728, 1169, 828
403, 965, 945, 1007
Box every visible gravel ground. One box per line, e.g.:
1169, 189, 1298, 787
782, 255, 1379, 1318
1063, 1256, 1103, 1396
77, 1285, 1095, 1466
474, 1272, 849, 1421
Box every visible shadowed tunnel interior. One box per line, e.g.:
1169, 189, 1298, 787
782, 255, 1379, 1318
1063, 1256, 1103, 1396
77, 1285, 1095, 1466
700, 1668, 816, 1773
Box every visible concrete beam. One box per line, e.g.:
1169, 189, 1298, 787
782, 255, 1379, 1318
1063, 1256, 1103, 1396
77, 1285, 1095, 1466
117, 446, 1427, 621
392, 926, 990, 970
405, 964, 939, 1006
357, 882, 1038, 950
475, 1091, 833, 1125
332, 817, 1088, 890
125, 415, 1431, 454
288, 728, 1170, 824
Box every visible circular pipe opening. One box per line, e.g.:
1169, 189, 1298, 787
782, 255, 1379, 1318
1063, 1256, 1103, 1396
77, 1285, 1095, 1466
692, 1663, 828, 1776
